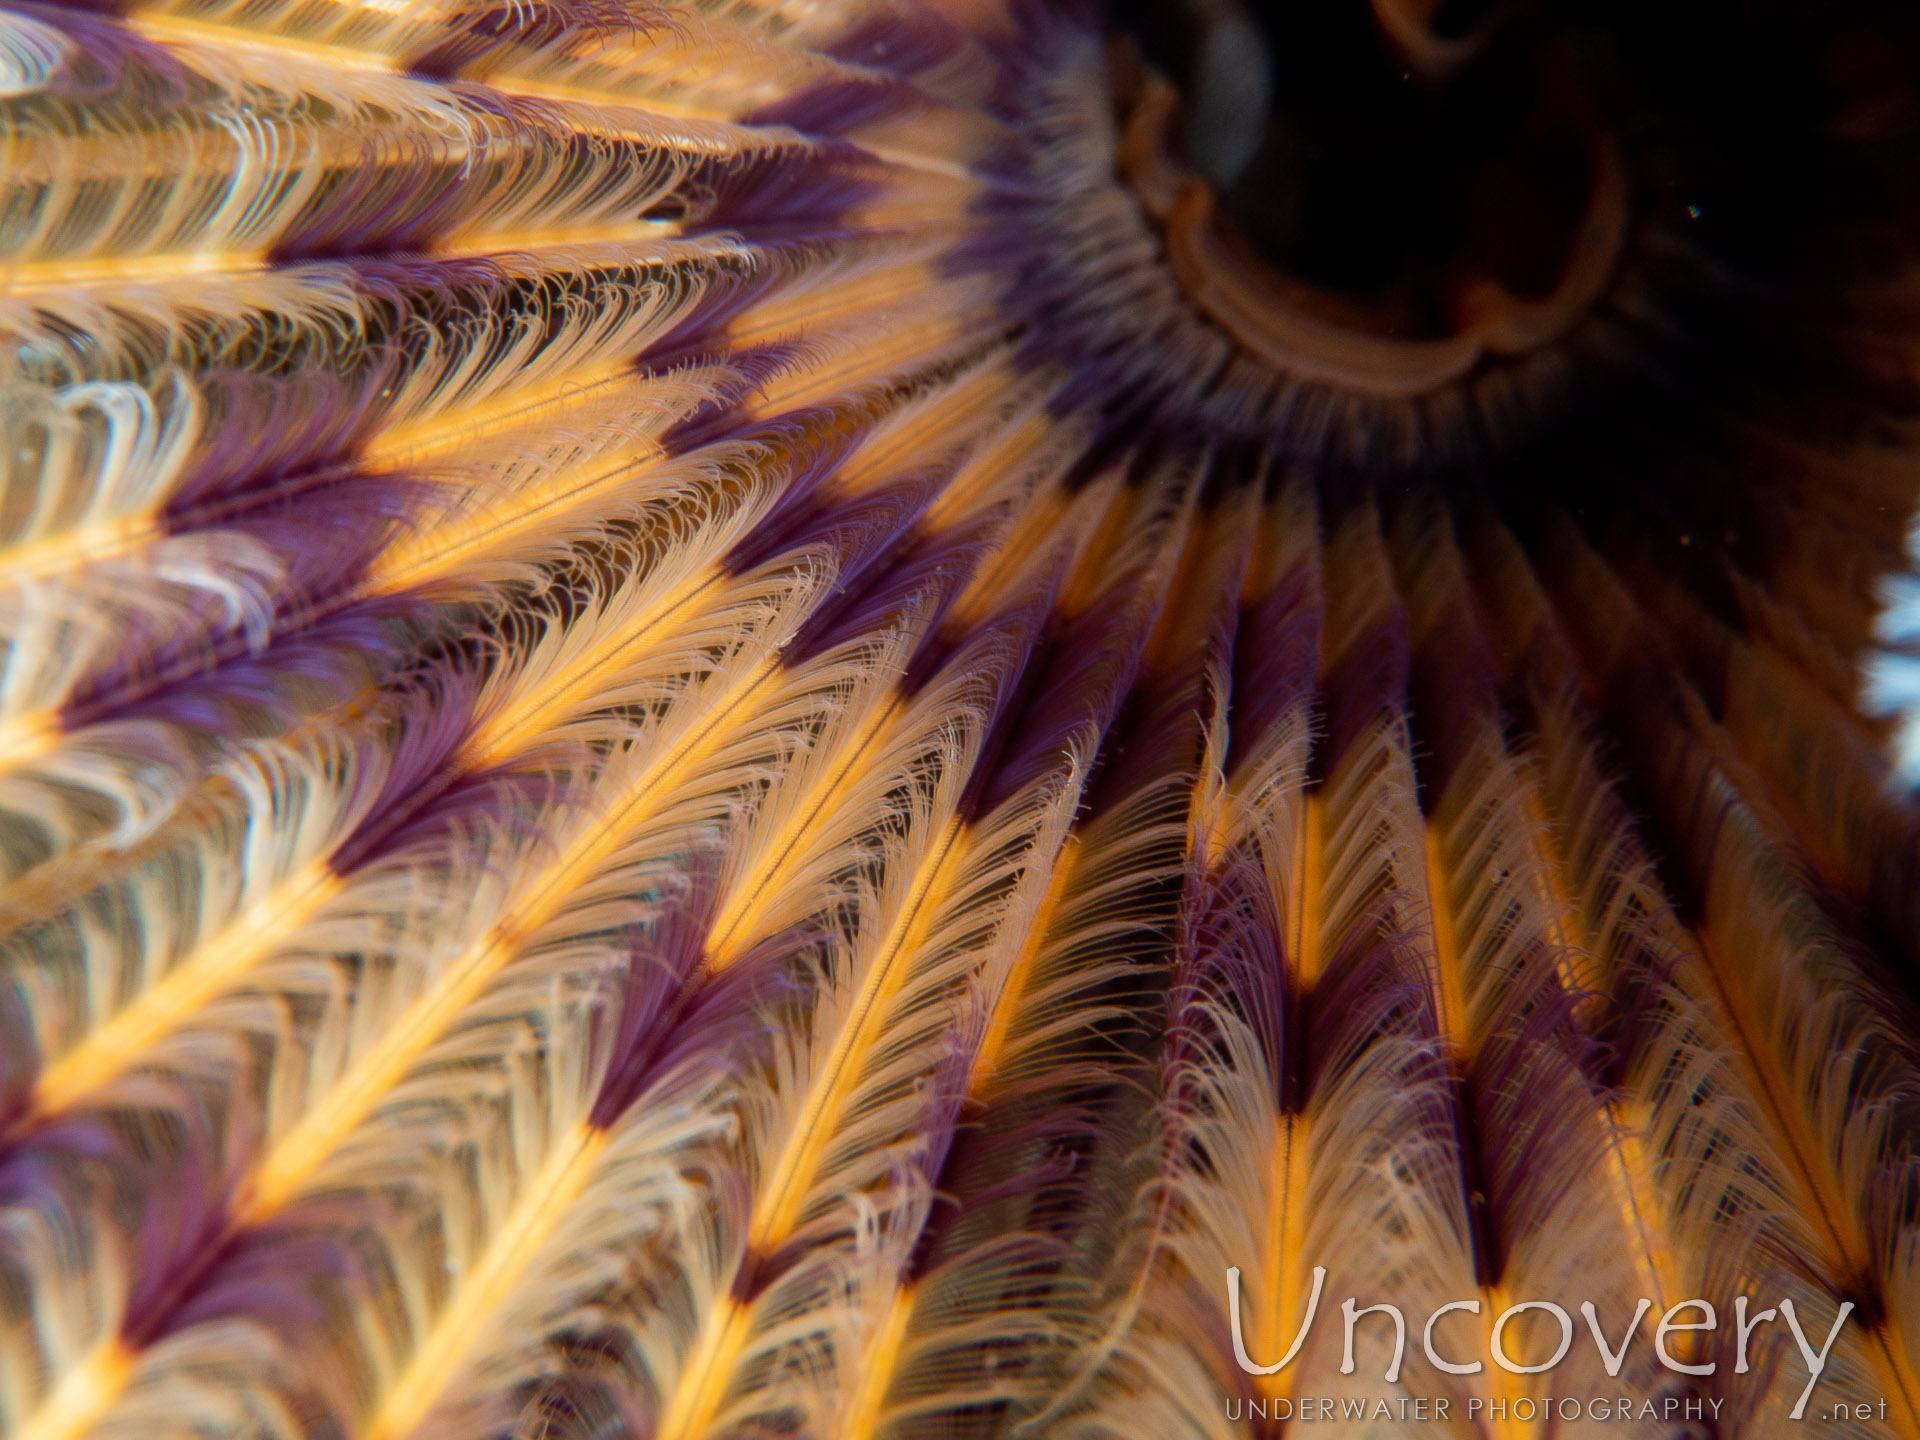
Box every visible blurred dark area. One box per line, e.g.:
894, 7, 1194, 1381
1105, 0, 1920, 341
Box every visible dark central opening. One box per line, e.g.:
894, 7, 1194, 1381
1110, 0, 1599, 339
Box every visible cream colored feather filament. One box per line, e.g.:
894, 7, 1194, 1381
0, 230, 971, 917
652, 445, 1198, 1436
3, 2, 1919, 1438
807, 455, 1200, 1440
0, 13, 963, 281
0, 274, 990, 840
0, 358, 1048, 1440
329, 410, 1088, 1440
1120, 496, 1482, 1431
0, 351, 1011, 1130
1518, 519, 1920, 1437
22, 271, 1004, 736
650, 449, 1196, 1440
1389, 498, 1688, 1433
119, 2, 1019, 186
1019, 477, 1294, 1435
1614, 545, 1920, 977
1482, 583, 1899, 1432
107, 615, 936, 1440
6, 566, 811, 1440
0, 259, 960, 902
0, 326, 1075, 1436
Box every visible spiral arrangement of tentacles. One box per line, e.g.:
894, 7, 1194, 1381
3, 0, 1920, 1436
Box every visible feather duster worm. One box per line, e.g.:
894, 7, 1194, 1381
3, 0, 1920, 1436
